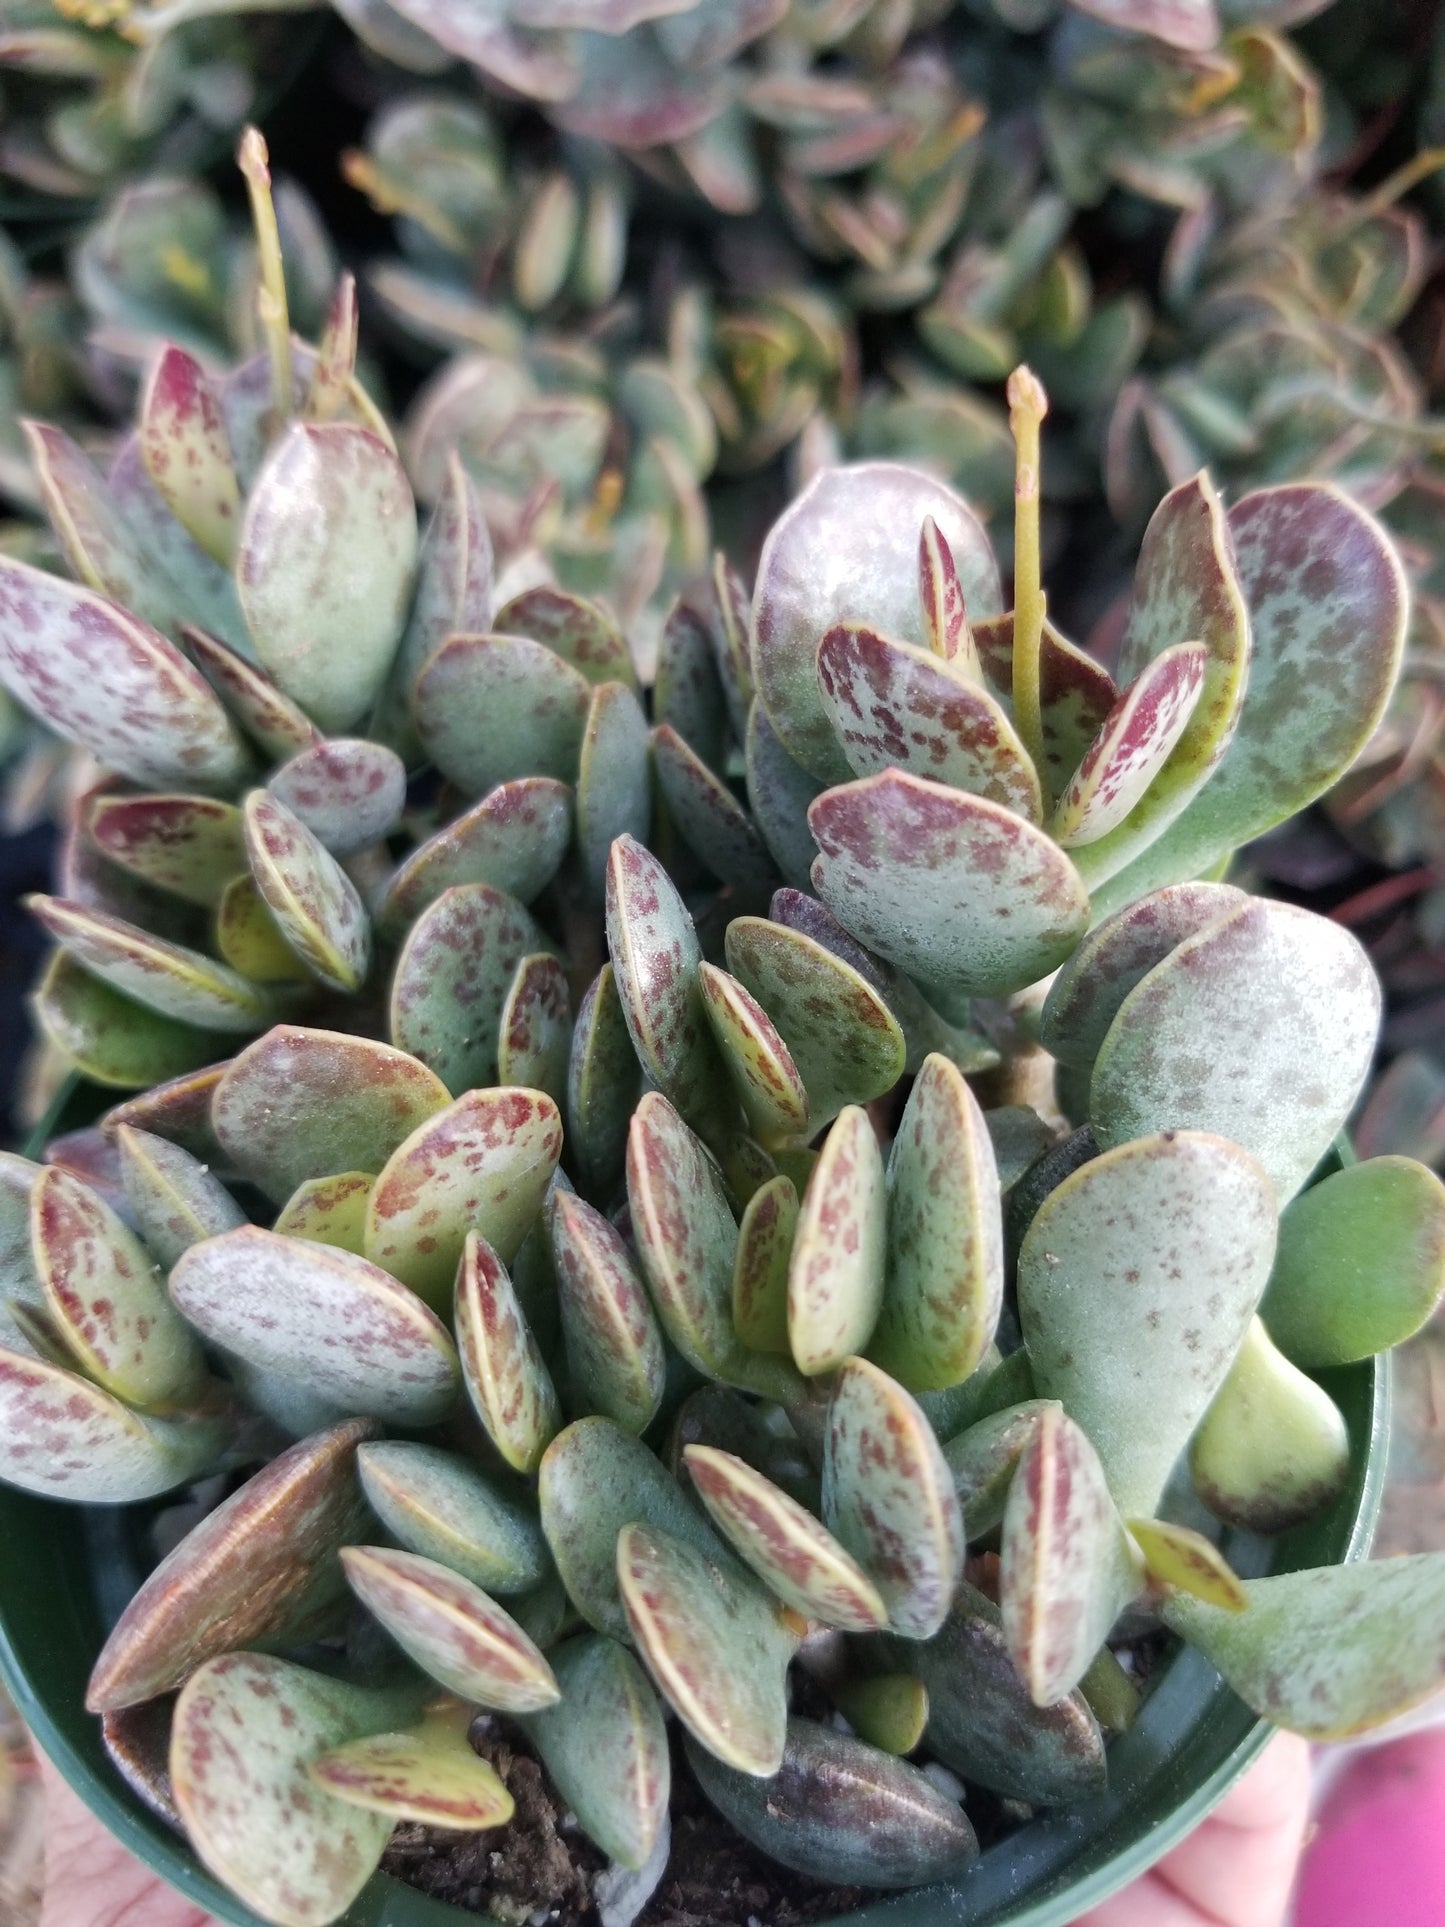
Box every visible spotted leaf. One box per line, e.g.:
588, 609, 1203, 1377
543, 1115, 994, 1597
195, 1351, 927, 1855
942, 1401, 1056, 1539
310, 1704, 514, 1830
698, 963, 809, 1145
497, 955, 570, 1106
655, 598, 726, 772
83, 793, 247, 910
1051, 642, 1207, 847
273, 1173, 372, 1254
28, 894, 270, 1034
732, 1173, 796, 1355
788, 1108, 885, 1377
389, 882, 548, 1095
243, 790, 370, 994
497, 585, 637, 689
115, 1124, 244, 1269
267, 739, 406, 857
101, 1063, 228, 1162
972, 613, 1118, 799
550, 1190, 666, 1435
182, 622, 321, 762
374, 778, 572, 940
456, 1231, 561, 1474
382, 451, 494, 755
1128, 1518, 1249, 1612
413, 633, 590, 797
567, 962, 640, 1196
652, 725, 777, 891
357, 1439, 549, 1596
138, 344, 242, 567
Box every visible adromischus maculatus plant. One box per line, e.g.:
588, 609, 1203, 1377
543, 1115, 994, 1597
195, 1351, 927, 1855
2, 128, 1445, 1927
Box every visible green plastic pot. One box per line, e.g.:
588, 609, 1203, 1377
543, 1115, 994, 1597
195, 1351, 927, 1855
0, 1094, 1390, 1927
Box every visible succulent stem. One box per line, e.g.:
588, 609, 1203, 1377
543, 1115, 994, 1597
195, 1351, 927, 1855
238, 127, 293, 441
1007, 365, 1049, 786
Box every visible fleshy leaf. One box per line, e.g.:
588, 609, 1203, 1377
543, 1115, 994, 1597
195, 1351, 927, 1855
815, 623, 1041, 823
752, 463, 1001, 782
32, 1164, 203, 1412
87, 1419, 375, 1713
310, 1704, 514, 1830
823, 1356, 964, 1639
101, 1701, 181, 1830
919, 516, 979, 674
101, 1063, 228, 1161
654, 724, 778, 890
698, 963, 809, 1145
745, 702, 823, 891
243, 790, 371, 994
618, 1521, 797, 1776
522, 1636, 670, 1868
943, 1401, 1056, 1538
654, 598, 726, 773
273, 1173, 372, 1253
827, 1675, 930, 1756
1001, 1406, 1143, 1706
538, 1416, 725, 1640
389, 883, 548, 1094
709, 554, 754, 741
1051, 641, 1207, 847
341, 1546, 560, 1711
0, 557, 250, 788
1188, 1316, 1350, 1534
413, 633, 590, 797
35, 955, 222, 1100
216, 875, 310, 983
550, 1191, 666, 1435
732, 1173, 796, 1355
268, 739, 406, 857
1090, 899, 1381, 1202
83, 794, 247, 910
686, 1720, 977, 1889
809, 771, 1090, 1000
1018, 1131, 1278, 1519
627, 1093, 805, 1404
374, 778, 572, 939
456, 1231, 562, 1474
138, 344, 242, 567
1128, 1518, 1249, 1612
869, 1054, 1002, 1393
497, 955, 571, 1105
685, 1445, 887, 1631
115, 1124, 244, 1268
357, 1440, 550, 1596
903, 1584, 1107, 1804
1162, 1555, 1445, 1740
497, 586, 637, 690
724, 915, 904, 1128
28, 894, 270, 1033
1262, 1157, 1445, 1367
567, 963, 640, 1195
213, 1026, 450, 1203
237, 423, 418, 734
183, 623, 322, 762
170, 1226, 460, 1426
385, 452, 494, 752
577, 681, 651, 899
788, 1107, 885, 1377
972, 613, 1118, 799
364, 1088, 562, 1311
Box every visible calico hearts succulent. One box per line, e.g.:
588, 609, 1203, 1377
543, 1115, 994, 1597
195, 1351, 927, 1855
3, 124, 1445, 1927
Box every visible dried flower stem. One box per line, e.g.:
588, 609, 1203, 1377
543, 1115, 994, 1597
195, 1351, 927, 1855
238, 127, 292, 440
1008, 365, 1049, 785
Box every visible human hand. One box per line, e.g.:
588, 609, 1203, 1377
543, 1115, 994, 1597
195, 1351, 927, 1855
1074, 1732, 1313, 1927
38, 1753, 218, 1927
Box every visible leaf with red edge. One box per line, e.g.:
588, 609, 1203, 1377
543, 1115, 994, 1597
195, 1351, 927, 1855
1070, 0, 1218, 50
550, 1190, 665, 1435
28, 894, 270, 1032
87, 1418, 377, 1713
1051, 641, 1207, 847
413, 633, 590, 798
309, 1703, 515, 1830
181, 623, 321, 763
732, 1173, 796, 1355
115, 1124, 244, 1269
653, 724, 778, 890
138, 344, 242, 567
788, 1107, 885, 1377
497, 585, 637, 689
918, 515, 979, 676
243, 790, 371, 993
267, 739, 406, 857
273, 1173, 372, 1254
364, 1088, 563, 1311
374, 778, 572, 940
698, 962, 809, 1145
972, 613, 1118, 802
389, 882, 548, 1094
456, 1231, 562, 1474
497, 955, 571, 1105
102, 1062, 229, 1162
83, 793, 247, 910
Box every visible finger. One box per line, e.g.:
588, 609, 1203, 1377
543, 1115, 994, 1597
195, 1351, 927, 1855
38, 1755, 217, 1927
1152, 1732, 1313, 1926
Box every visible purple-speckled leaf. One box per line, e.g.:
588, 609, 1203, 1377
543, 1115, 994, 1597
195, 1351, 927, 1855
358, 1440, 549, 1595
539, 1416, 725, 1639
1018, 1131, 1278, 1520
816, 623, 1041, 823
171, 1654, 419, 1926
87, 1419, 376, 1713
1091, 899, 1381, 1202
1051, 642, 1207, 847
823, 1356, 964, 1639
809, 772, 1090, 1000
550, 1190, 666, 1435
0, 1155, 40, 1352
267, 740, 406, 857
567, 964, 640, 1196
171, 1225, 459, 1426
43, 1130, 129, 1223
745, 703, 823, 892
138, 344, 242, 567
788, 1108, 885, 1377
655, 599, 726, 773
577, 681, 650, 900
903, 1585, 1107, 1803
33, 953, 219, 1089
869, 1054, 1002, 1393
618, 1521, 797, 1776
971, 614, 1119, 799
375, 779, 572, 941
238, 424, 418, 734
389, 883, 548, 1095
28, 894, 270, 1033
1091, 484, 1411, 916
653, 725, 778, 891
364, 1088, 563, 1310
105, 434, 248, 650
456, 1231, 562, 1474
941, 1401, 1055, 1538
1128, 1517, 1249, 1613
102, 1063, 228, 1161
496, 585, 637, 691
522, 1636, 669, 1869
115, 1124, 244, 1269
732, 1173, 796, 1355
413, 633, 590, 798
83, 793, 247, 910
1162, 1554, 1445, 1739
627, 1093, 805, 1404
273, 1173, 372, 1254
31, 1163, 202, 1411
310, 1703, 514, 1830
605, 836, 725, 1124
0, 558, 250, 789
918, 516, 979, 676
753, 464, 1002, 782
724, 916, 903, 1128
1001, 1406, 1143, 1706
244, 789, 371, 994
685, 1719, 977, 1889
686, 1445, 886, 1631
1040, 881, 1247, 1073
497, 956, 570, 1106
182, 624, 322, 763
698, 963, 809, 1145
342, 1545, 559, 1710
215, 877, 307, 984
0, 1345, 227, 1502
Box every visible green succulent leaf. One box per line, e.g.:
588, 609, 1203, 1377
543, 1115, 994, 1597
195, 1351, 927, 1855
214, 875, 307, 984
744, 702, 823, 892
28, 894, 270, 1033
357, 1440, 550, 1596
1051, 641, 1207, 847
732, 1172, 796, 1355
384, 452, 494, 754
566, 963, 641, 1196
918, 515, 979, 675
273, 1173, 373, 1253
698, 962, 809, 1145
972, 614, 1119, 801
138, 344, 243, 568
456, 1231, 562, 1475
267, 739, 406, 858
413, 632, 590, 797
1128, 1518, 1249, 1613
497, 585, 637, 691
389, 883, 549, 1095
83, 794, 247, 910
655, 598, 727, 773
102, 1064, 229, 1162
497, 955, 571, 1105
310, 1705, 514, 1831
182, 623, 322, 763
575, 679, 651, 900
653, 723, 778, 891
243, 790, 371, 994
942, 1400, 1056, 1538
115, 1123, 244, 1269
827, 1674, 930, 1757
788, 1107, 885, 1376
374, 778, 572, 940
550, 1190, 666, 1435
